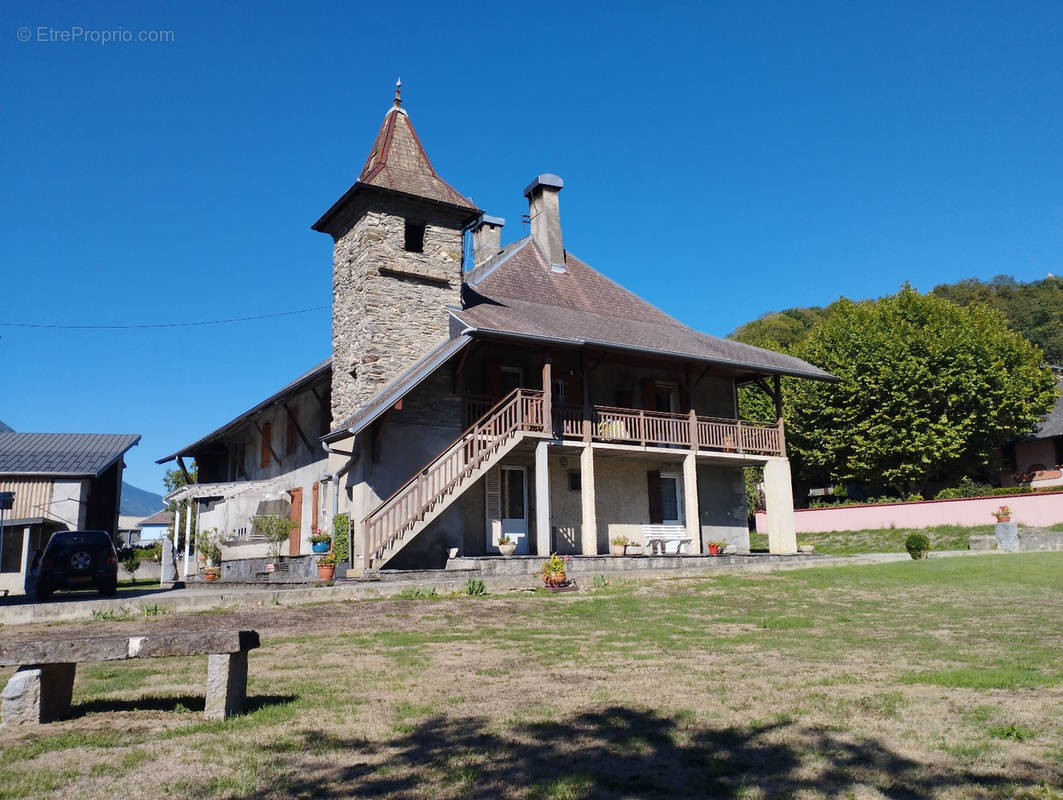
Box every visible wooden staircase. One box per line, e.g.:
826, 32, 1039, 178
361, 389, 545, 568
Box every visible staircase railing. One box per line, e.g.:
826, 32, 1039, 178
362, 388, 544, 567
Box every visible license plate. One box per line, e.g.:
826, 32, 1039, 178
69, 576, 92, 584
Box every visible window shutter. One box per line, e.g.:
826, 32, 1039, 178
646, 470, 664, 525
261, 423, 272, 468
485, 467, 502, 543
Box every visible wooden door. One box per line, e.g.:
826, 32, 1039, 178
288, 488, 302, 555
311, 482, 320, 533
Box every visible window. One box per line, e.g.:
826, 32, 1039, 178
502, 467, 525, 520
568, 471, 581, 492
404, 219, 425, 253
260, 423, 272, 468
286, 413, 298, 455
659, 473, 683, 524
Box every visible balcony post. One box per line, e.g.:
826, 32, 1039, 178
362, 519, 372, 569
688, 408, 698, 451
777, 417, 787, 457
541, 356, 553, 436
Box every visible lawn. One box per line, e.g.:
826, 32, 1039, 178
2, 553, 1062, 799
749, 523, 989, 554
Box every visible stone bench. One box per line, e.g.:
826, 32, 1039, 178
0, 629, 260, 727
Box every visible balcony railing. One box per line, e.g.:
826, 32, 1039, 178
464, 398, 784, 456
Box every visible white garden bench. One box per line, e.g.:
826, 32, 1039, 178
0, 629, 260, 727
642, 524, 694, 555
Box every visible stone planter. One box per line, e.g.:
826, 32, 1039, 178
498, 543, 517, 558
798, 544, 815, 554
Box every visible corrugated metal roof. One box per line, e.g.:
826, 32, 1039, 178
0, 433, 141, 477
157, 358, 331, 464
456, 238, 835, 382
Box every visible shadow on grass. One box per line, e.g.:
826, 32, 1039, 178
229, 706, 1054, 800
71, 693, 296, 717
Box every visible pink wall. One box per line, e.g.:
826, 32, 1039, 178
755, 491, 1063, 534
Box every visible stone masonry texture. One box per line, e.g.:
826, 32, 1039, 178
331, 209, 463, 426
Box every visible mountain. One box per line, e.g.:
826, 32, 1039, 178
120, 482, 165, 516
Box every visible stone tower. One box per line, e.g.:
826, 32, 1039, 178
312, 83, 480, 426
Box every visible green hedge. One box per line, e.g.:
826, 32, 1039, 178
333, 513, 350, 564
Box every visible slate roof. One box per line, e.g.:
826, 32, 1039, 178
157, 358, 331, 463
454, 238, 835, 381
312, 103, 478, 233
138, 509, 174, 527
0, 433, 141, 477
1033, 377, 1063, 439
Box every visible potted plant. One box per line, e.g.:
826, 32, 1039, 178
992, 505, 1012, 523
203, 565, 220, 582
627, 541, 643, 555
797, 541, 815, 554
497, 534, 517, 557
707, 540, 728, 556
610, 535, 629, 556
309, 528, 331, 554
541, 553, 571, 587
317, 551, 336, 580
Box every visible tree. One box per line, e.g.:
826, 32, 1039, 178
785, 285, 1058, 495
164, 464, 199, 552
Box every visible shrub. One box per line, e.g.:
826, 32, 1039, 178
905, 532, 930, 560
465, 578, 487, 597
121, 553, 141, 578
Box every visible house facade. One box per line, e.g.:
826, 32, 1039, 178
162, 86, 833, 574
1001, 373, 1063, 489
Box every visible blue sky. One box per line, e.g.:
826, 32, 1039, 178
2, 1, 1061, 494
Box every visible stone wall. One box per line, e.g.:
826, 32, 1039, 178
331, 209, 463, 425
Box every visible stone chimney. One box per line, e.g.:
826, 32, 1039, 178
523, 174, 565, 270
470, 214, 505, 269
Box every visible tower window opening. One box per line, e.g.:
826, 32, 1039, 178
404, 220, 426, 253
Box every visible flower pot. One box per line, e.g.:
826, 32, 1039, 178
545, 571, 567, 587
498, 543, 517, 558
311, 541, 330, 554
708, 544, 720, 555
995, 516, 1011, 524
317, 564, 335, 580
612, 545, 626, 556
204, 569, 219, 582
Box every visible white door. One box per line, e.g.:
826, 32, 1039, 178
500, 466, 529, 554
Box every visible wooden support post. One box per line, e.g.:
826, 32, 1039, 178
773, 375, 783, 421
283, 403, 314, 453
582, 364, 592, 443
183, 499, 192, 579
688, 408, 699, 451
542, 355, 553, 436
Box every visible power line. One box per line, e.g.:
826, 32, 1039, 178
0, 306, 328, 330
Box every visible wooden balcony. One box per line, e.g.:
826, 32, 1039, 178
465, 397, 784, 456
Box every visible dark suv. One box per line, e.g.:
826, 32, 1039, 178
29, 530, 119, 601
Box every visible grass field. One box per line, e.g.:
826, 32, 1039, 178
2, 553, 1062, 799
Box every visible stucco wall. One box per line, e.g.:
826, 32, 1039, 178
755, 491, 1063, 533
